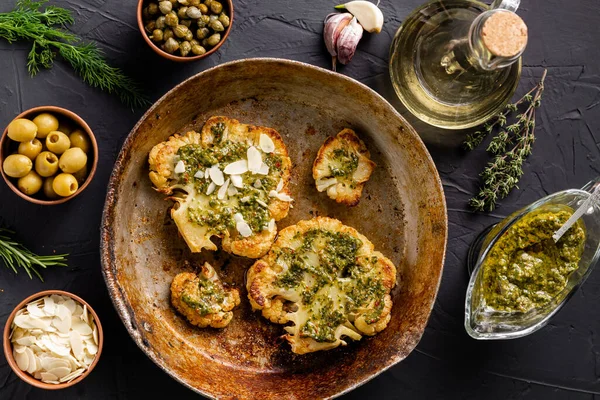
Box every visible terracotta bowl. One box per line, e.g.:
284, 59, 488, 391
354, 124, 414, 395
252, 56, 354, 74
3, 290, 104, 390
137, 0, 234, 62
101, 58, 447, 399
0, 106, 98, 205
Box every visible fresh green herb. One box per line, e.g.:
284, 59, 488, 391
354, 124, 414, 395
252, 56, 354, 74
0, 0, 147, 108
0, 228, 68, 281
465, 69, 547, 211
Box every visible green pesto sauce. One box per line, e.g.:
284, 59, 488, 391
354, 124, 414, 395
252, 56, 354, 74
275, 229, 387, 343
329, 148, 359, 178
175, 137, 283, 236
181, 277, 225, 316
482, 207, 586, 313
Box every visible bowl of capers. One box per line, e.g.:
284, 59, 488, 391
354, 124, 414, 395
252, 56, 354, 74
0, 106, 98, 205
138, 0, 233, 61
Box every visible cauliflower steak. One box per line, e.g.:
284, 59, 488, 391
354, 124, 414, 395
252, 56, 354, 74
171, 263, 241, 328
247, 217, 397, 354
312, 129, 375, 206
148, 116, 293, 258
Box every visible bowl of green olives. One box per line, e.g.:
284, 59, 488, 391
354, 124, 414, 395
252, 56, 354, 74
0, 106, 98, 205
138, 0, 233, 62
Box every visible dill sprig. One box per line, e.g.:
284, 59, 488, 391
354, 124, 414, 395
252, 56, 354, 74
0, 0, 148, 108
0, 228, 68, 281
464, 69, 548, 212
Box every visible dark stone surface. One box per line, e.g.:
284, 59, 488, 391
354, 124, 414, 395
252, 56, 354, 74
0, 0, 599, 398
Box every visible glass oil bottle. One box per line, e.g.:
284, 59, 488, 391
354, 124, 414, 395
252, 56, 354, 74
389, 0, 528, 129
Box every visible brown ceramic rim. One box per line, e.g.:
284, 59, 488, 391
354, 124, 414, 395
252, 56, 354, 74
3, 290, 104, 390
0, 106, 99, 205
100, 58, 448, 399
137, 0, 234, 62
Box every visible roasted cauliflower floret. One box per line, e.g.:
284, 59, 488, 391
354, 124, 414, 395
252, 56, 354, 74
148, 116, 293, 258
247, 217, 397, 354
171, 263, 241, 328
312, 129, 376, 207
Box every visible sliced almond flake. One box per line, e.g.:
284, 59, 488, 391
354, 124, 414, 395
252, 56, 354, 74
83, 355, 95, 366
69, 331, 84, 359
13, 345, 27, 354
71, 321, 93, 336
85, 343, 98, 356
13, 315, 35, 330
47, 366, 71, 379
34, 371, 42, 380
227, 185, 238, 196
27, 303, 46, 318
60, 368, 85, 383
233, 213, 244, 224
253, 179, 262, 189
15, 336, 36, 346
230, 174, 244, 188
269, 191, 293, 202
43, 358, 69, 371
25, 347, 37, 374
50, 295, 63, 305
268, 219, 276, 232
92, 326, 98, 346
223, 160, 248, 175
28, 316, 51, 330
276, 179, 284, 192
82, 305, 88, 324
209, 165, 224, 186
10, 327, 24, 341
174, 160, 185, 174
205, 169, 210, 179
14, 349, 29, 371
257, 163, 269, 175
63, 299, 76, 314
217, 178, 230, 200
206, 182, 216, 195
72, 305, 83, 318
247, 146, 262, 172
55, 304, 71, 321
259, 133, 275, 153
53, 316, 72, 334
194, 170, 204, 178
236, 220, 253, 238
256, 199, 268, 208
239, 196, 251, 203
40, 372, 58, 382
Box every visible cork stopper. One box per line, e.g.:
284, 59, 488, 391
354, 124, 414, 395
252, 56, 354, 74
481, 11, 528, 58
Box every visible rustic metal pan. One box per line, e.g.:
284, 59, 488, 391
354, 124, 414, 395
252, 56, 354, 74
100, 58, 447, 399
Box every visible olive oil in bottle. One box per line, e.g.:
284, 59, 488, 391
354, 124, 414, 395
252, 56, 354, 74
389, 0, 527, 129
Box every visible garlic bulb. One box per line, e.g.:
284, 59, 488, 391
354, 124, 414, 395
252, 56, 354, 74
323, 13, 363, 70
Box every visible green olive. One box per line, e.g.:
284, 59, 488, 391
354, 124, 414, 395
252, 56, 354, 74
52, 173, 78, 197
180, 41, 192, 56
18, 138, 43, 160
209, 19, 224, 32
151, 28, 164, 42
165, 11, 178, 27
156, 16, 167, 29
7, 118, 37, 142
17, 171, 42, 195
148, 2, 159, 15
72, 164, 88, 185
191, 44, 206, 55
46, 131, 71, 154
177, 6, 188, 19
163, 37, 180, 53
210, 1, 222, 14
174, 24, 190, 38
163, 28, 174, 40
159, 0, 172, 14
206, 33, 221, 47
43, 176, 59, 199
32, 113, 59, 139
196, 27, 210, 39
3, 154, 32, 178
198, 3, 208, 13
69, 129, 91, 153
59, 147, 87, 174
34, 151, 59, 177
218, 13, 229, 27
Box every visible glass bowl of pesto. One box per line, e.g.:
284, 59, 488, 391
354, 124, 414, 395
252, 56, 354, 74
465, 178, 600, 339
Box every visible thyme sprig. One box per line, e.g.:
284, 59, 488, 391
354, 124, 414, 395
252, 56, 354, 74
0, 0, 148, 108
465, 69, 548, 212
0, 228, 68, 281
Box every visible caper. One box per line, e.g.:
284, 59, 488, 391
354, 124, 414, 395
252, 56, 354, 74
210, 1, 222, 14
209, 14, 218, 22
206, 32, 221, 47
148, 2, 159, 15
186, 6, 202, 19
198, 3, 208, 14
181, 19, 192, 27
190, 39, 199, 46
196, 27, 210, 39
158, 0, 172, 14
188, 0, 200, 5
191, 44, 206, 55
156, 16, 166, 29
173, 24, 189, 38
177, 6, 188, 19
197, 14, 210, 28
142, 7, 150, 20
164, 11, 178, 27
145, 21, 156, 33
168, 0, 177, 4
180, 41, 192, 56
177, 0, 189, 5
204, 0, 213, 7
209, 19, 224, 32
163, 37, 180, 53
184, 30, 194, 41
151, 29, 164, 42
218, 13, 229, 27
163, 28, 174, 40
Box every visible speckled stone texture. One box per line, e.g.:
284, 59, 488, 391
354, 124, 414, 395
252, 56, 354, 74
0, 0, 599, 399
